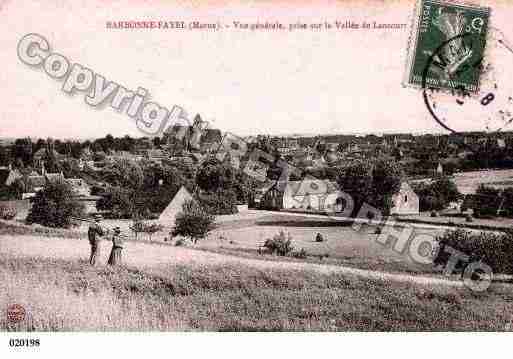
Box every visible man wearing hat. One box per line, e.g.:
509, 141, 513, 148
88, 214, 105, 265
108, 226, 124, 266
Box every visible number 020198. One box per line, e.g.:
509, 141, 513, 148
8, 338, 40, 347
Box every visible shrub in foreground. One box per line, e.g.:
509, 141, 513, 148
172, 200, 215, 244
435, 229, 513, 275
263, 231, 294, 256
292, 248, 308, 259
0, 204, 16, 220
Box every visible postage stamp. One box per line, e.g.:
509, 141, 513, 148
404, 0, 490, 92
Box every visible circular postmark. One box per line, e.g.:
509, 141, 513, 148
6, 304, 26, 323
422, 27, 513, 135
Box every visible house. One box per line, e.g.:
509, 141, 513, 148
22, 163, 65, 199
65, 178, 91, 196
163, 155, 195, 167
260, 179, 343, 211
81, 147, 94, 161
76, 195, 102, 214
24, 175, 45, 197
0, 165, 22, 187
158, 186, 194, 228
436, 162, 443, 176
106, 151, 143, 162
142, 149, 168, 165
390, 182, 419, 215
33, 147, 63, 168
45, 171, 65, 184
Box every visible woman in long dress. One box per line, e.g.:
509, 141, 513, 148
108, 227, 124, 266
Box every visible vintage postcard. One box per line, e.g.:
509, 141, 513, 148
1, 0, 513, 356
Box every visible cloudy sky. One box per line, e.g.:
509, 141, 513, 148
0, 0, 512, 139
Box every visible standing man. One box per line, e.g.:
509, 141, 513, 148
88, 214, 105, 265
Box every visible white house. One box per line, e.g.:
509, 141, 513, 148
260, 179, 343, 212
390, 182, 419, 215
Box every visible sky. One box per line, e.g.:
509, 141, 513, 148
0, 0, 512, 139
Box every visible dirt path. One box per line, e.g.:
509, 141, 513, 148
0, 234, 474, 289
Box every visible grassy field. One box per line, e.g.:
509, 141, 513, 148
2, 254, 513, 331
3, 212, 447, 274
204, 214, 447, 274
2, 216, 512, 331
452, 169, 513, 194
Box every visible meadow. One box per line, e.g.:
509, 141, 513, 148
451, 168, 513, 194
2, 254, 513, 331
2, 215, 512, 331
1, 228, 513, 331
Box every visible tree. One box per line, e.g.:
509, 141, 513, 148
130, 219, 146, 241
263, 231, 294, 256
145, 223, 164, 240
474, 185, 501, 217
61, 159, 81, 178
119, 135, 135, 152
198, 188, 238, 215
13, 138, 33, 166
0, 146, 11, 166
104, 159, 144, 190
26, 180, 85, 228
337, 160, 374, 214
0, 178, 25, 201
41, 144, 61, 173
96, 186, 134, 219
152, 137, 162, 148
414, 176, 462, 212
337, 159, 403, 215
195, 159, 235, 193
135, 163, 194, 214
172, 200, 215, 243
371, 160, 403, 213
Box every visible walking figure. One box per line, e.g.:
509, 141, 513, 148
108, 227, 124, 266
88, 214, 105, 265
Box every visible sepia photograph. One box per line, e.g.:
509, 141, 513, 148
1, 0, 513, 356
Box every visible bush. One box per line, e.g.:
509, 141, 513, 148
414, 176, 462, 212
130, 221, 164, 241
96, 186, 134, 219
145, 223, 164, 240
263, 231, 294, 256
198, 189, 238, 215
473, 185, 501, 218
0, 204, 17, 220
292, 248, 308, 259
174, 238, 186, 246
435, 229, 513, 275
26, 181, 85, 228
130, 220, 146, 240
172, 200, 215, 244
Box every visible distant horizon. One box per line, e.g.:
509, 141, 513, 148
1, 127, 511, 143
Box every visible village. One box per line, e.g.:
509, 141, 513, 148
1, 121, 513, 228
2, 118, 513, 332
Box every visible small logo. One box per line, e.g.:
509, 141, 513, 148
6, 304, 26, 323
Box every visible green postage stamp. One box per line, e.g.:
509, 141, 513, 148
404, 0, 490, 92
